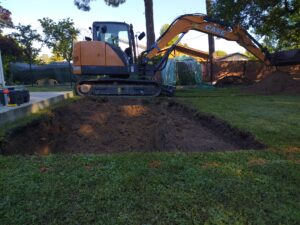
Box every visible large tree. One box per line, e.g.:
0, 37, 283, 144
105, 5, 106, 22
0, 4, 13, 31
0, 34, 24, 82
211, 0, 300, 51
0, 4, 15, 83
39, 17, 80, 77
74, 0, 156, 48
11, 24, 42, 85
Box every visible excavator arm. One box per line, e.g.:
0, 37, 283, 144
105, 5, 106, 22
143, 14, 285, 66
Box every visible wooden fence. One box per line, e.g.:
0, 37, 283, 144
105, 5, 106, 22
201, 61, 300, 82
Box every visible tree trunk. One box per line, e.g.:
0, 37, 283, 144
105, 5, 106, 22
206, 0, 215, 84
144, 0, 155, 49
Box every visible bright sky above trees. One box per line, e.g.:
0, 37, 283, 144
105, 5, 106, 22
2, 0, 246, 54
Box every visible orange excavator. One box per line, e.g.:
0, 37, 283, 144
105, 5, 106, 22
72, 13, 300, 96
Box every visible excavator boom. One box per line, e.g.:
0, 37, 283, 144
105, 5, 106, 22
143, 14, 300, 67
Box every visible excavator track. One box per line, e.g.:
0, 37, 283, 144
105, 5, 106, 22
75, 78, 161, 97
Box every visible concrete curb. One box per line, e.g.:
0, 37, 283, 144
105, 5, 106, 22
0, 91, 74, 126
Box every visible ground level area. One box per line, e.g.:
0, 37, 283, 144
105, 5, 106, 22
1, 88, 299, 225
2, 97, 264, 155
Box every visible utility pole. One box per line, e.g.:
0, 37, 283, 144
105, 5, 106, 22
206, 0, 215, 84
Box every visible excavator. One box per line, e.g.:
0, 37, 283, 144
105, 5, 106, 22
72, 13, 300, 97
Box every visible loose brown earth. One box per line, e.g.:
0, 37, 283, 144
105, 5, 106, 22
1, 98, 264, 155
244, 71, 300, 95
215, 76, 254, 87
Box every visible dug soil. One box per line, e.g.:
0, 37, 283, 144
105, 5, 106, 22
243, 71, 300, 95
215, 76, 254, 87
1, 98, 264, 155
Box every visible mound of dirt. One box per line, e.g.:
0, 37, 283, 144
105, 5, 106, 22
244, 71, 300, 94
1, 98, 265, 155
215, 76, 254, 87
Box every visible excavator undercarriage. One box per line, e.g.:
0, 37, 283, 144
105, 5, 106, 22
72, 14, 300, 97
75, 78, 161, 97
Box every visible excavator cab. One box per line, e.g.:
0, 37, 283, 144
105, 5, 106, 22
73, 22, 136, 77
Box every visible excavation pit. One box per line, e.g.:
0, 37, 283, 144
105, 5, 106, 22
1, 97, 265, 155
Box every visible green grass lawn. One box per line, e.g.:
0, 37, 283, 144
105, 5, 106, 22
176, 88, 300, 148
1, 88, 300, 225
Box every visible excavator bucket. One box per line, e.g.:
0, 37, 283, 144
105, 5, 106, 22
270, 49, 300, 66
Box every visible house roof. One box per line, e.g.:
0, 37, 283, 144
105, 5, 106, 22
159, 44, 209, 60
174, 45, 209, 59
217, 52, 249, 61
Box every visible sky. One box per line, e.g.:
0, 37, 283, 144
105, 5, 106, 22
2, 0, 246, 55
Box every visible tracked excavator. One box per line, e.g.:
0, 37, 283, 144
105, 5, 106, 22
72, 13, 300, 97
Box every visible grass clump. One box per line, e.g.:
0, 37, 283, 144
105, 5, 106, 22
1, 152, 300, 225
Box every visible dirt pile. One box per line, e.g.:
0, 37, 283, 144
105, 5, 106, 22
1, 98, 264, 155
244, 71, 300, 94
215, 76, 254, 87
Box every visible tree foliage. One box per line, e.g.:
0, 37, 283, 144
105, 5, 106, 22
74, 0, 93, 11
74, 0, 125, 11
10, 24, 42, 85
39, 17, 79, 63
211, 0, 300, 51
214, 50, 227, 58
244, 51, 257, 60
0, 5, 13, 30
0, 34, 23, 57
11, 24, 42, 65
0, 34, 24, 81
37, 54, 51, 64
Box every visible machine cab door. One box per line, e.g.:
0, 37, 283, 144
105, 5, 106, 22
93, 22, 134, 64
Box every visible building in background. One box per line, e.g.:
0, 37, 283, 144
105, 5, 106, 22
217, 53, 249, 62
